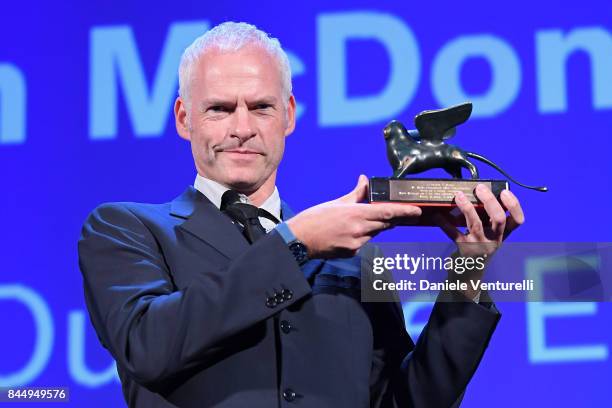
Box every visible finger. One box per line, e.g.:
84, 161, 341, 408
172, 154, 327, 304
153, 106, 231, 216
337, 175, 369, 204
500, 189, 524, 235
432, 212, 462, 242
364, 202, 422, 221
454, 190, 484, 238
359, 221, 394, 240
475, 184, 506, 239
361, 220, 392, 235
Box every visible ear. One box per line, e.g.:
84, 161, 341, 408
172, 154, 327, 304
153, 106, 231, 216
284, 94, 296, 137
174, 96, 191, 141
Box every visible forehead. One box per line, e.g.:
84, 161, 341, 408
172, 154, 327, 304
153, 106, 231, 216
192, 46, 284, 100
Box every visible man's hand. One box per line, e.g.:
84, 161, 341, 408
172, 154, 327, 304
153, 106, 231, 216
434, 183, 525, 299
439, 183, 525, 248
286, 175, 421, 259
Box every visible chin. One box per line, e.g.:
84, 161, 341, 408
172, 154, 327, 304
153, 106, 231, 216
223, 172, 264, 192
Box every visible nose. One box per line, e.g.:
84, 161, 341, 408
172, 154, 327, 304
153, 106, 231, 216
231, 106, 256, 144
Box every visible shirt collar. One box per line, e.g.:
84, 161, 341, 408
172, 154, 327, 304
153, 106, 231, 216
194, 174, 281, 221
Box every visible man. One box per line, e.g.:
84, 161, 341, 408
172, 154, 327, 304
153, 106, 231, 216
78, 22, 524, 407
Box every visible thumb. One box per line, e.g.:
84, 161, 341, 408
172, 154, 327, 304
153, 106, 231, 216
337, 175, 369, 204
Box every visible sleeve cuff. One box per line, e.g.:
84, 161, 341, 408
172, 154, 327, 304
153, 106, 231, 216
274, 222, 297, 244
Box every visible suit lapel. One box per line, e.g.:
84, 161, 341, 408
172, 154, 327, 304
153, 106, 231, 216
170, 186, 249, 259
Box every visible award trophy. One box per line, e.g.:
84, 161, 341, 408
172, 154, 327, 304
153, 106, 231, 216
368, 102, 547, 226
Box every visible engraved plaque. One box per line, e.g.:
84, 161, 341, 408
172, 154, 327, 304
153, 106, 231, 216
369, 178, 509, 227
370, 178, 508, 205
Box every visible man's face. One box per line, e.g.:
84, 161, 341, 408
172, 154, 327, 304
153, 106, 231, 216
175, 45, 296, 193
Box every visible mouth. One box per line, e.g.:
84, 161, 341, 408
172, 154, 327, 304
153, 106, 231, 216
220, 149, 264, 162
223, 149, 262, 155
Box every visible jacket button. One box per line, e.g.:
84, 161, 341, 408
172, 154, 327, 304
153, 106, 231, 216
280, 320, 292, 334
282, 289, 293, 301
265, 297, 277, 308
282, 388, 297, 402
274, 292, 285, 303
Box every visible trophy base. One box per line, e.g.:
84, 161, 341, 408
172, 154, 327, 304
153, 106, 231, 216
368, 177, 509, 227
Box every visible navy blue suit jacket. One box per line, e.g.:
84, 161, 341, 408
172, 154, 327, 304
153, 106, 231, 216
77, 186, 500, 407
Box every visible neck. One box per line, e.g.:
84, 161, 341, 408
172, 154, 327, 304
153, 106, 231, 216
196, 171, 278, 207
242, 172, 277, 206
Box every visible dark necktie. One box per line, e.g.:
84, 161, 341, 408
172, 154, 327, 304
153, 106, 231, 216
220, 190, 279, 244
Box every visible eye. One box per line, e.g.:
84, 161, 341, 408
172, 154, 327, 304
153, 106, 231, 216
208, 105, 228, 113
254, 103, 273, 110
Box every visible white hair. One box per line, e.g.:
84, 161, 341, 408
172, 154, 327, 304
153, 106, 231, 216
178, 21, 292, 108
